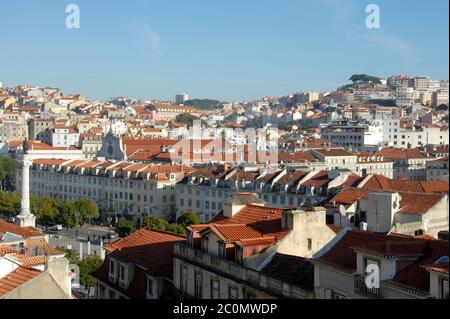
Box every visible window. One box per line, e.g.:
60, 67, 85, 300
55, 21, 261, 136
98, 284, 106, 299
109, 260, 115, 275
218, 242, 226, 258
229, 287, 238, 299
119, 264, 126, 281
180, 266, 188, 295
147, 278, 154, 296
211, 280, 220, 299
307, 239, 313, 251
442, 279, 449, 299
195, 273, 203, 299
202, 237, 209, 254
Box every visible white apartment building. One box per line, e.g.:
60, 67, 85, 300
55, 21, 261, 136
353, 89, 395, 101
359, 191, 449, 237
52, 126, 80, 148
173, 197, 337, 300
313, 229, 449, 300
320, 121, 367, 151
393, 127, 449, 149
396, 87, 415, 106
18, 159, 191, 224
427, 157, 449, 182
378, 148, 434, 181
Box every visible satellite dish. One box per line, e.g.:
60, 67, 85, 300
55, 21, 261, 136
339, 205, 347, 217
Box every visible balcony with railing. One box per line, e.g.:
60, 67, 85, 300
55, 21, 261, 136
354, 274, 383, 298
173, 243, 307, 299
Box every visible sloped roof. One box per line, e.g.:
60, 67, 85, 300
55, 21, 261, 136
0, 220, 42, 238
223, 193, 265, 206
0, 267, 42, 297
260, 254, 314, 291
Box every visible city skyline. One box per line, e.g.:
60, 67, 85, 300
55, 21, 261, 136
0, 0, 449, 101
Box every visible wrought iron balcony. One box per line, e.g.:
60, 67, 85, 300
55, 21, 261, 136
354, 274, 382, 298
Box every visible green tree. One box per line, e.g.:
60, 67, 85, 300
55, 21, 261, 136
142, 215, 168, 231
75, 199, 100, 225
33, 197, 61, 224
167, 223, 187, 236
60, 201, 78, 229
0, 158, 20, 191
177, 210, 201, 228
78, 255, 103, 298
349, 74, 381, 84
116, 217, 136, 238
184, 99, 221, 110
0, 191, 20, 217
58, 248, 79, 265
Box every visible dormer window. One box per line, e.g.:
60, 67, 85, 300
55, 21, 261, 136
201, 237, 209, 254
109, 259, 116, 276
187, 232, 194, 248
235, 246, 243, 264
218, 242, 226, 258
147, 278, 154, 297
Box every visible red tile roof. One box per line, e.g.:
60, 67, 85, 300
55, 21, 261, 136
206, 205, 289, 246
0, 220, 43, 238
314, 149, 355, 157
330, 188, 444, 215
278, 152, 317, 164
94, 229, 185, 299
378, 148, 428, 159
302, 171, 331, 187
13, 255, 48, 267
331, 188, 369, 205
0, 267, 42, 297
361, 174, 449, 194
397, 192, 445, 215
387, 240, 449, 294
0, 246, 20, 257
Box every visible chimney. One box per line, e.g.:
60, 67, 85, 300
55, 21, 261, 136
47, 257, 72, 298
282, 207, 326, 231
223, 193, 263, 218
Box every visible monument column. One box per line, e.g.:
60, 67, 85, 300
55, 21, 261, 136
15, 155, 36, 228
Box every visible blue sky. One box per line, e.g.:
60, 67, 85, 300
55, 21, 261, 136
0, 0, 448, 101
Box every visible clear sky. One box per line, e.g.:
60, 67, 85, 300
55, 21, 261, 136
0, 0, 448, 101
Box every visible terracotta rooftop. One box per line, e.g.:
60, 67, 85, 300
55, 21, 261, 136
93, 229, 185, 299
361, 174, 449, 194
314, 149, 355, 157
377, 148, 428, 160
0, 220, 43, 238
316, 229, 448, 296
0, 267, 42, 297
278, 151, 317, 163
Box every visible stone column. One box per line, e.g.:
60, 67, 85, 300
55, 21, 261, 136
15, 155, 36, 228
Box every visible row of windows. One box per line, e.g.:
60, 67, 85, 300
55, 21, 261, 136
32, 171, 161, 190
180, 199, 223, 211
179, 186, 230, 198
179, 266, 238, 300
